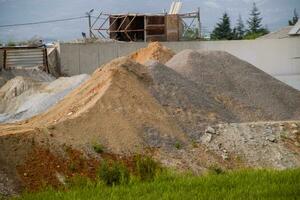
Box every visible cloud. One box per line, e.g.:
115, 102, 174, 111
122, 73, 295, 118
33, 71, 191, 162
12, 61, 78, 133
204, 0, 221, 9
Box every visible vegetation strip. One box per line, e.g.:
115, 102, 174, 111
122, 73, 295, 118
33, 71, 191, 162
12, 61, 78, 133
16, 169, 300, 200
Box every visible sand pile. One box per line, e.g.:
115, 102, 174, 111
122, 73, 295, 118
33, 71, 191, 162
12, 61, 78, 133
0, 57, 186, 154
130, 42, 175, 64
166, 50, 300, 121
146, 61, 237, 139
0, 74, 89, 123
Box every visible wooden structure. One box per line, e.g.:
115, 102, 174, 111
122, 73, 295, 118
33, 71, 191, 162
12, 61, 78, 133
92, 10, 200, 42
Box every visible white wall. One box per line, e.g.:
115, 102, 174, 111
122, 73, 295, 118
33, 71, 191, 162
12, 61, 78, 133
58, 38, 300, 90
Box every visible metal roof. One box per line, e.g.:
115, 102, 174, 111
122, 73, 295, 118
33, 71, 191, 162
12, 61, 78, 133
289, 21, 300, 35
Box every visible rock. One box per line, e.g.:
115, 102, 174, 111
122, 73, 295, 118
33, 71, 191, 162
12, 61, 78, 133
222, 153, 229, 160
205, 126, 216, 134
291, 123, 298, 128
266, 135, 277, 143
292, 130, 299, 134
250, 124, 255, 128
201, 133, 212, 143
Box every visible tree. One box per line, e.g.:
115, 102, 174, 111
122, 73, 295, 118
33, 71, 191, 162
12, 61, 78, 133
245, 2, 269, 39
211, 12, 233, 40
289, 9, 299, 26
234, 14, 245, 39
247, 2, 263, 34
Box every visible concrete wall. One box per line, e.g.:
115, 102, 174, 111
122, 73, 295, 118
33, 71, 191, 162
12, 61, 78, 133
58, 38, 300, 90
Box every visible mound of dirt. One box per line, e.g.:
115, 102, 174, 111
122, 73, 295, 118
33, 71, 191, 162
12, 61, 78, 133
0, 57, 188, 195
0, 57, 186, 153
146, 61, 237, 139
166, 50, 300, 121
130, 42, 175, 64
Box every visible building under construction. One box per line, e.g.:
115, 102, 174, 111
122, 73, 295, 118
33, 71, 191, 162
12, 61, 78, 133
91, 1, 201, 42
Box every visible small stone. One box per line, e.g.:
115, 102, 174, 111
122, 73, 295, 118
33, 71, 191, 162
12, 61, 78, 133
292, 130, 299, 134
250, 124, 255, 128
67, 112, 73, 116
201, 133, 212, 143
222, 153, 229, 160
291, 123, 298, 128
266, 136, 277, 143
205, 126, 216, 134
23, 173, 27, 177
294, 142, 300, 147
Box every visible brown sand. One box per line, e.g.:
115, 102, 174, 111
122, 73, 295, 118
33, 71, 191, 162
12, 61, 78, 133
130, 42, 175, 64
0, 57, 186, 154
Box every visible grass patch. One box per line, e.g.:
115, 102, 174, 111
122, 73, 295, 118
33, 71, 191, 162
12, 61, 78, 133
16, 168, 300, 200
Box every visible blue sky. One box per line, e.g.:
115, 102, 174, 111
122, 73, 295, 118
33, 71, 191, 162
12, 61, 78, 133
0, 0, 299, 42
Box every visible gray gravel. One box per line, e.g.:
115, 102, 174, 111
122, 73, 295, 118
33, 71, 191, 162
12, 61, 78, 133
146, 60, 237, 139
166, 50, 300, 121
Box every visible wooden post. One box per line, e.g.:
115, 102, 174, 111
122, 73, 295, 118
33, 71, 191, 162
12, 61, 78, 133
3, 49, 6, 70
144, 15, 147, 42
43, 48, 49, 73
197, 7, 201, 39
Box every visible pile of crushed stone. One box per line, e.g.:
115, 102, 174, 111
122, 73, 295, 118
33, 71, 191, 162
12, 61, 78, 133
130, 42, 175, 64
200, 121, 300, 169
146, 60, 237, 139
0, 74, 90, 123
166, 50, 300, 121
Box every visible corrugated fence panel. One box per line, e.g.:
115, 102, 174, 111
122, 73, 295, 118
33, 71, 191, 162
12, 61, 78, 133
5, 48, 45, 68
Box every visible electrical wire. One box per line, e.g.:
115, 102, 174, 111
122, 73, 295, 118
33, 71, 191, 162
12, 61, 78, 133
0, 16, 87, 28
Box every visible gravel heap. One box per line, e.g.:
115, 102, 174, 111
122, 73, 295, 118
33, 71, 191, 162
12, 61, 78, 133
166, 50, 300, 122
147, 61, 237, 139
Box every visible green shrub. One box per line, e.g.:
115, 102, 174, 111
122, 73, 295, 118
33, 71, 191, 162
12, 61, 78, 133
98, 161, 129, 186
92, 143, 104, 154
134, 156, 161, 181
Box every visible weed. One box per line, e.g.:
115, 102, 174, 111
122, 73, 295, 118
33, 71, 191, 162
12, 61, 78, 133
208, 165, 224, 175
68, 163, 77, 172
97, 161, 129, 186
175, 141, 182, 149
66, 175, 92, 188
134, 156, 161, 181
92, 143, 104, 154
191, 140, 198, 148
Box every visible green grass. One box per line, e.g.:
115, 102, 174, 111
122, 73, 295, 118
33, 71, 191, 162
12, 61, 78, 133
16, 169, 300, 200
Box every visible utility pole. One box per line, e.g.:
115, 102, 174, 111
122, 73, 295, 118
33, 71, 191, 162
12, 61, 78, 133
197, 7, 201, 39
86, 9, 94, 38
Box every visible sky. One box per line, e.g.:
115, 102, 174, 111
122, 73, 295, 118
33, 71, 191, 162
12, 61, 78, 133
0, 0, 299, 42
